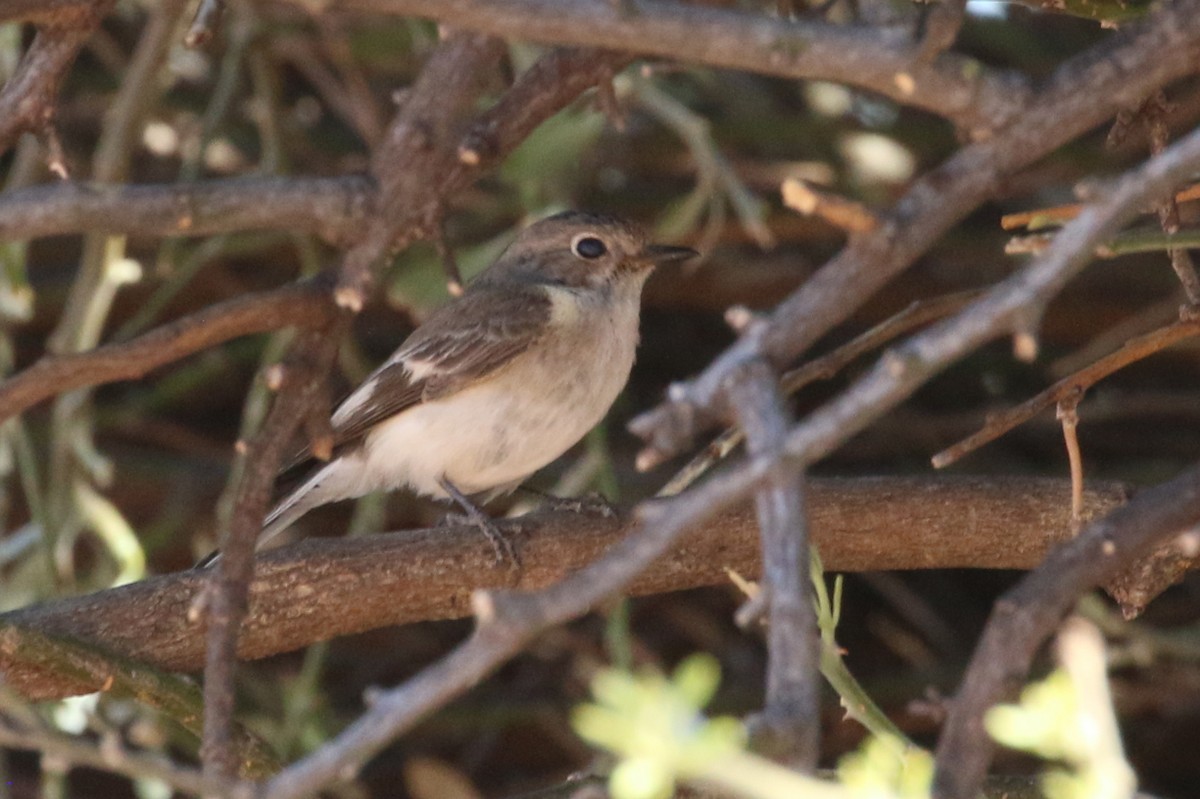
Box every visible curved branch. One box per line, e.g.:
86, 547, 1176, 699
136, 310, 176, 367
0, 476, 1129, 701
0, 278, 337, 423
322, 0, 1029, 136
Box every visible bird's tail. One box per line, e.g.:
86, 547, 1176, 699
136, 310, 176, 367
197, 460, 345, 568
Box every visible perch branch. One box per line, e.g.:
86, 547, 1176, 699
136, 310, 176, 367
0, 476, 1128, 702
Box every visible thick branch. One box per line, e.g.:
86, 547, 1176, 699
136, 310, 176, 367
319, 0, 1028, 136
0, 278, 337, 424
0, 476, 1128, 701
932, 461, 1200, 799
631, 0, 1200, 464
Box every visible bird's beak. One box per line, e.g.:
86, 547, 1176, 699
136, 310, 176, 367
642, 244, 699, 264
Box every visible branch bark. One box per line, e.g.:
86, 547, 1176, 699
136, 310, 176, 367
0, 476, 1129, 702
317, 0, 1029, 136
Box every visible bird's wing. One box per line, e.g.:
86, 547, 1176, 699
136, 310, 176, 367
327, 284, 554, 450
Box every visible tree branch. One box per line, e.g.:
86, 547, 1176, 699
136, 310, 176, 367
0, 476, 1129, 702
318, 0, 1029, 136
0, 176, 376, 245
0, 278, 338, 424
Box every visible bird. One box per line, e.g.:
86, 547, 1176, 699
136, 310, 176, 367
254, 211, 697, 560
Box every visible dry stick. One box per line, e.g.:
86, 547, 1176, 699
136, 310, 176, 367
1057, 395, 1084, 525
931, 316, 1200, 468
781, 177, 880, 233
0, 3, 114, 159
1000, 183, 1200, 231
0, 278, 338, 425
661, 289, 980, 497
322, 0, 1028, 137
728, 360, 819, 770
933, 460, 1200, 799
0, 476, 1129, 702
629, 0, 1200, 466
0, 176, 377, 245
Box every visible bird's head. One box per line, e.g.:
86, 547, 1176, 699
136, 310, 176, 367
481, 211, 697, 290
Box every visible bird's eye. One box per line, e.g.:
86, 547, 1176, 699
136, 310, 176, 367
571, 234, 608, 260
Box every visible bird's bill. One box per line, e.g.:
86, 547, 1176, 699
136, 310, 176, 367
642, 244, 699, 264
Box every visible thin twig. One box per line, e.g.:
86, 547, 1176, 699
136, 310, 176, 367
1000, 183, 1200, 231
781, 177, 880, 234
1144, 94, 1200, 305
932, 316, 1200, 468
660, 289, 978, 497
1057, 394, 1084, 526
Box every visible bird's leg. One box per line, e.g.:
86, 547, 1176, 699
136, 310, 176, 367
516, 486, 618, 519
439, 477, 520, 569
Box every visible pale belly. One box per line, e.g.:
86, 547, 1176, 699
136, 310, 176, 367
355, 292, 639, 498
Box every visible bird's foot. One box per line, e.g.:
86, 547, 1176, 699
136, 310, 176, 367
440, 479, 521, 570
544, 491, 619, 519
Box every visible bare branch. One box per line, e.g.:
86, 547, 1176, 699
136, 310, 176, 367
0, 476, 1130, 703
728, 360, 819, 770
932, 316, 1200, 468
0, 278, 338, 424
0, 176, 377, 246
317, 0, 1030, 135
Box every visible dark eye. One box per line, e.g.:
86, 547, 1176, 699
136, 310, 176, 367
571, 235, 607, 260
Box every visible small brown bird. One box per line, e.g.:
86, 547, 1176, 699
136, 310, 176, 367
258, 211, 696, 551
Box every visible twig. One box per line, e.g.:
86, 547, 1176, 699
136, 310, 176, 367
185, 0, 225, 48
727, 360, 819, 770
660, 289, 978, 497
932, 316, 1200, 468
320, 0, 1029, 136
1000, 183, 1200, 231
629, 0, 1200, 467
932, 460, 1200, 799
781, 177, 879, 234
0, 476, 1130, 702
1057, 394, 1084, 525
0, 278, 338, 425
0, 622, 279, 777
